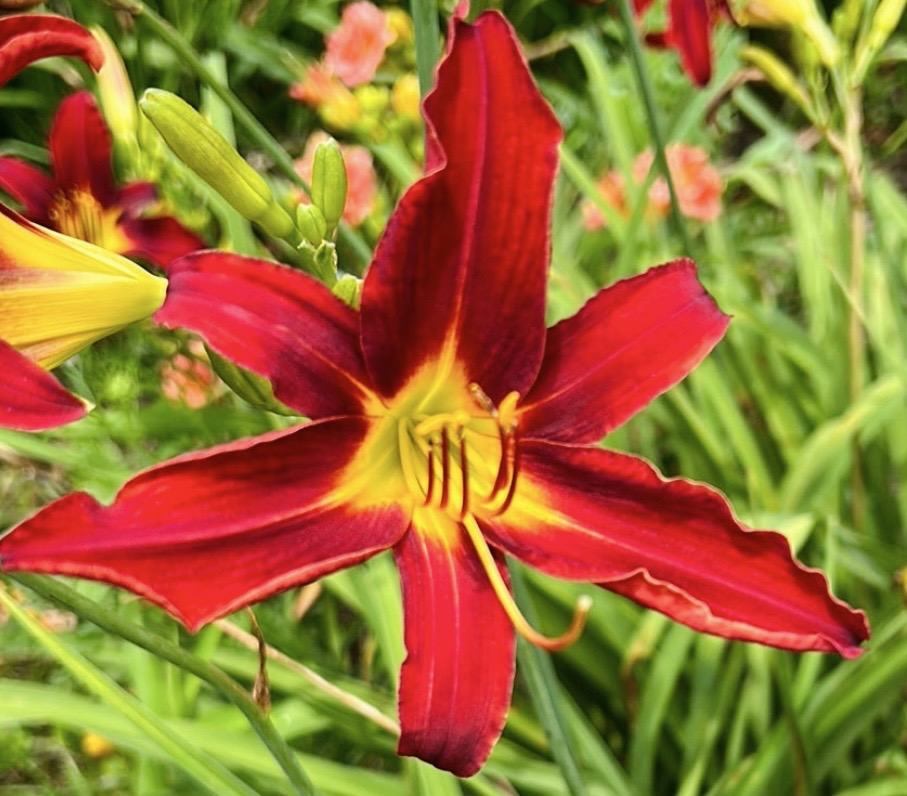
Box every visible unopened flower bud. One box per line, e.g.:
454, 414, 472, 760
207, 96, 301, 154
139, 89, 293, 238
740, 45, 816, 122
332, 273, 362, 309
206, 347, 296, 416
311, 137, 347, 232
296, 203, 328, 247
860, 0, 907, 67
736, 0, 839, 67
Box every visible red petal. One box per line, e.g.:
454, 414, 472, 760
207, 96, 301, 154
155, 251, 376, 418
49, 91, 116, 204
114, 182, 159, 214
395, 520, 515, 777
0, 14, 103, 87
0, 417, 408, 630
0, 156, 54, 222
669, 0, 713, 85
361, 12, 561, 404
520, 260, 728, 443
0, 339, 86, 430
118, 215, 205, 268
483, 441, 869, 658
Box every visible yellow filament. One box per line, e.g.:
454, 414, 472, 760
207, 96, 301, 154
397, 419, 425, 500
414, 410, 471, 437
461, 513, 591, 651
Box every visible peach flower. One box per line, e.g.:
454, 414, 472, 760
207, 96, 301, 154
583, 143, 721, 230
160, 340, 219, 409
295, 132, 378, 228
325, 1, 393, 87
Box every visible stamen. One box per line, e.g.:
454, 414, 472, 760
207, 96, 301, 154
461, 513, 591, 651
397, 419, 425, 501
494, 434, 520, 516
439, 427, 450, 510
423, 439, 436, 506
459, 431, 470, 519
415, 410, 470, 437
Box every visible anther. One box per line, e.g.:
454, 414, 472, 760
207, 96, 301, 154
461, 514, 591, 651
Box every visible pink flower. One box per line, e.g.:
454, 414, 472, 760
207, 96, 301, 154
160, 340, 219, 409
636, 144, 722, 222
583, 144, 721, 230
325, 1, 393, 87
289, 62, 347, 106
295, 132, 378, 228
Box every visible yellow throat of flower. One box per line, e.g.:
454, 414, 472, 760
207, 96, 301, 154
48, 189, 130, 254
348, 359, 591, 651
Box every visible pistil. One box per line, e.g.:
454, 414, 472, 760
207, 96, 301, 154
461, 513, 592, 651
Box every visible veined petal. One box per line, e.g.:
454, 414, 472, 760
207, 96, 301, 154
395, 512, 515, 777
0, 156, 54, 222
669, 0, 713, 85
49, 91, 116, 204
520, 260, 728, 443
483, 441, 869, 658
361, 12, 561, 404
0, 206, 167, 369
117, 215, 204, 267
0, 339, 86, 430
0, 14, 103, 87
0, 417, 409, 631
156, 251, 378, 418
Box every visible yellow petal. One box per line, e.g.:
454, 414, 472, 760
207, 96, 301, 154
0, 209, 167, 370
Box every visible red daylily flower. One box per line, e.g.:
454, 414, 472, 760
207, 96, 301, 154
634, 0, 731, 85
0, 10, 868, 777
0, 91, 203, 268
0, 13, 102, 87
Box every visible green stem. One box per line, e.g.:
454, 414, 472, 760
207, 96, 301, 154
8, 574, 317, 796
614, 0, 693, 257
508, 564, 589, 796
409, 0, 441, 99
102, 0, 371, 270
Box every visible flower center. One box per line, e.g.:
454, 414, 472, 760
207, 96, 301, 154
397, 384, 520, 522
48, 190, 125, 252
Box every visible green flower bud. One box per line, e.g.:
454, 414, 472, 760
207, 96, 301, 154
311, 137, 347, 233
296, 203, 328, 247
206, 347, 296, 416
332, 274, 362, 310
140, 89, 293, 238
856, 0, 907, 76
313, 240, 339, 285
740, 46, 817, 123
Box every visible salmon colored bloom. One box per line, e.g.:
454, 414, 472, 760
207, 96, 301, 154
0, 11, 868, 777
634, 0, 731, 85
160, 340, 219, 409
0, 205, 167, 430
289, 61, 348, 106
0, 13, 102, 86
0, 91, 203, 268
325, 1, 393, 87
584, 144, 721, 230
295, 132, 378, 228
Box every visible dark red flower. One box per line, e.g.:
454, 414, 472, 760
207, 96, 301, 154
0, 10, 868, 777
0, 91, 203, 268
635, 0, 731, 86
0, 13, 103, 86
